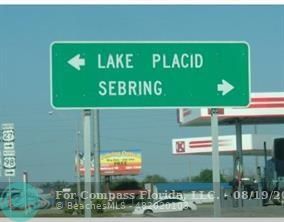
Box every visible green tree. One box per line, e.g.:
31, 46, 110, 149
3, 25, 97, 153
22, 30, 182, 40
142, 174, 168, 184
191, 169, 227, 183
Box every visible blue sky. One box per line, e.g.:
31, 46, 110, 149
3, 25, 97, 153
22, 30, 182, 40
0, 5, 284, 182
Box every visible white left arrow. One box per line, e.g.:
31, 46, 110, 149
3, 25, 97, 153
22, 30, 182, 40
68, 54, 85, 71
217, 79, 234, 96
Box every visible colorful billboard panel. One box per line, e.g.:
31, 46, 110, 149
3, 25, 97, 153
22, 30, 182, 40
75, 149, 141, 176
100, 150, 142, 176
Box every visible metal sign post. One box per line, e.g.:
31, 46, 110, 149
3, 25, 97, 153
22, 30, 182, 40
75, 151, 81, 205
23, 171, 28, 215
8, 176, 11, 217
235, 119, 243, 208
83, 110, 92, 218
93, 110, 101, 193
211, 108, 221, 217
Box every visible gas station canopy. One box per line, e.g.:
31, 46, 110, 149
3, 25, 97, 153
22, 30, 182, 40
178, 92, 284, 126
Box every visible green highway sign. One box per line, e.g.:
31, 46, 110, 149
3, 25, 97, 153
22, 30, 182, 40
50, 41, 250, 109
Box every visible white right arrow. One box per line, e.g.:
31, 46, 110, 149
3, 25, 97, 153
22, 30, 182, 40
68, 54, 85, 71
217, 79, 234, 96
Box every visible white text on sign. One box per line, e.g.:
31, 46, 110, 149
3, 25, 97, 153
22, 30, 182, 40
97, 53, 204, 69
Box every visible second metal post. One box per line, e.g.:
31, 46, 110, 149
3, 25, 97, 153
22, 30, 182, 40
211, 108, 221, 217
93, 110, 101, 193
83, 110, 92, 217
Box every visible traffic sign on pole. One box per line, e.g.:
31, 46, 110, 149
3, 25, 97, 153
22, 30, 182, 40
1, 123, 16, 177
50, 41, 250, 109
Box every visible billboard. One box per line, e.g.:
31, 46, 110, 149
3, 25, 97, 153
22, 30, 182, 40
100, 150, 142, 176
75, 149, 142, 176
